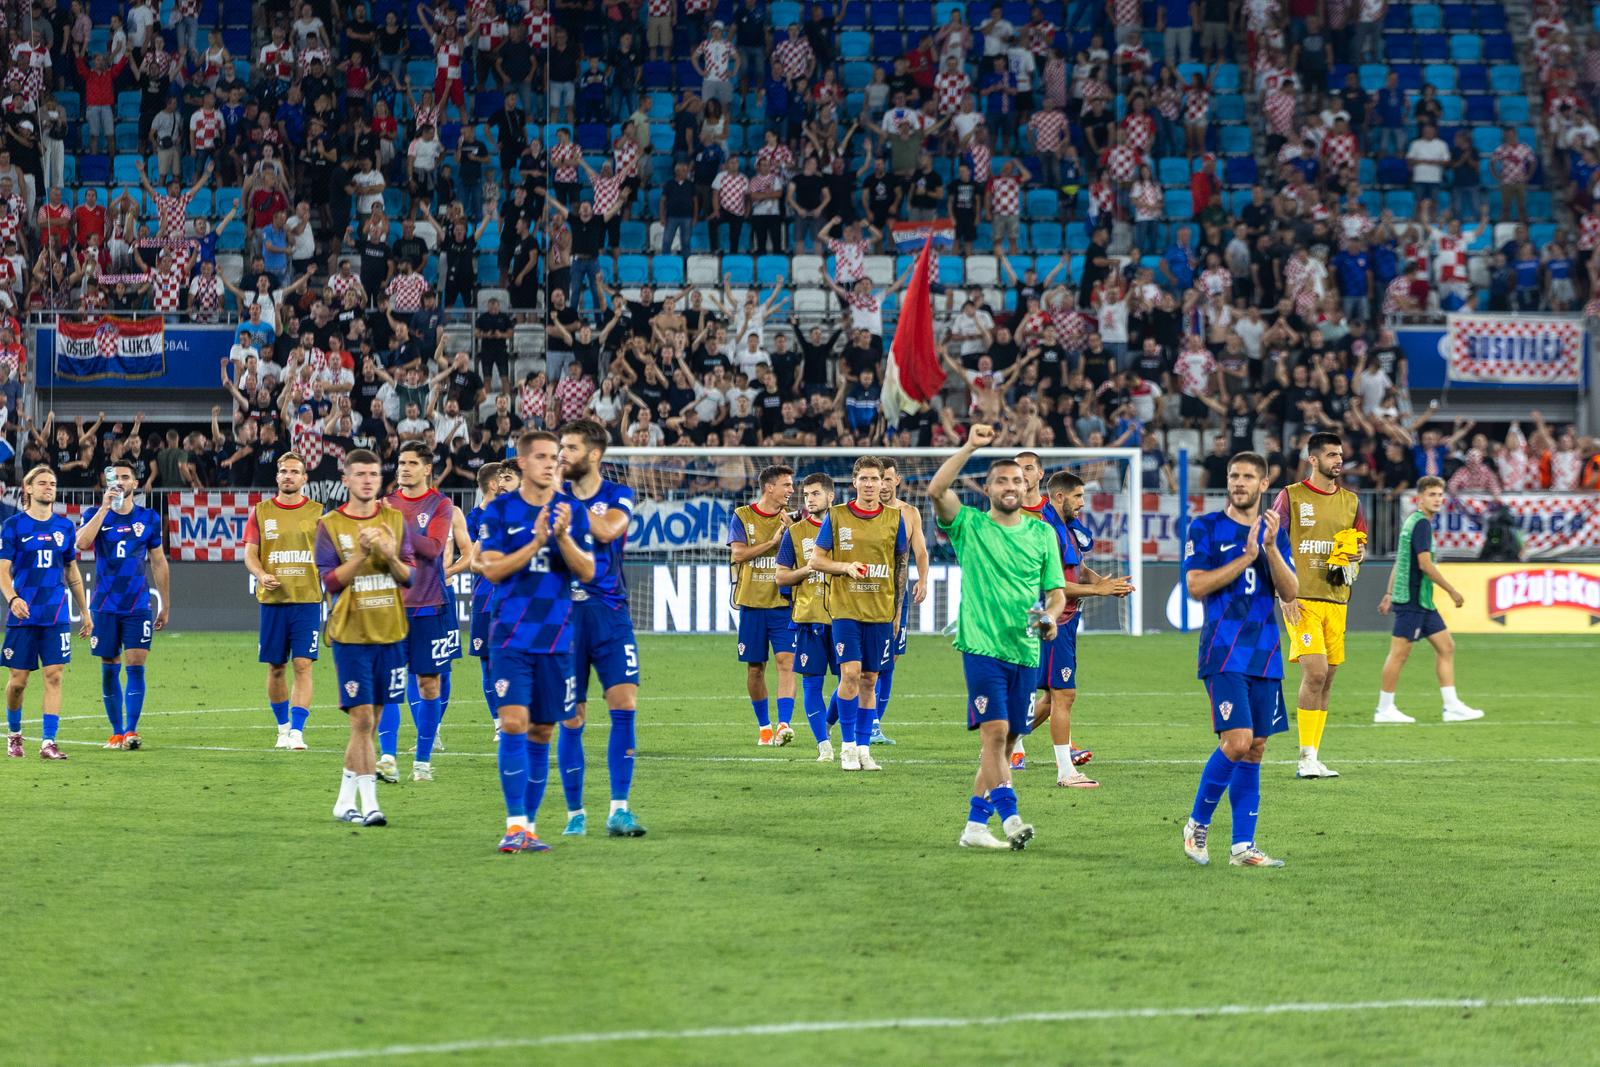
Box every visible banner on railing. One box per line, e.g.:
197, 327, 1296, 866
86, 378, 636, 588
1445, 313, 1585, 385
1404, 493, 1600, 559
54, 317, 166, 382
891, 219, 954, 252
166, 490, 264, 562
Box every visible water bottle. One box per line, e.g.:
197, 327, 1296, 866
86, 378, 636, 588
1026, 607, 1049, 638
104, 465, 123, 507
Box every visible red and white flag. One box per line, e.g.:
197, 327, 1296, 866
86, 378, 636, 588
882, 237, 945, 427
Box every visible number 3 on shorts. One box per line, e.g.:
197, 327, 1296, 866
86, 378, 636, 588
388, 667, 407, 698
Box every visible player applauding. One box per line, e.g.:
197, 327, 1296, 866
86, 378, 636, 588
871, 458, 929, 746
315, 450, 415, 827
478, 431, 596, 854
775, 472, 840, 761
728, 464, 798, 746
1182, 452, 1298, 868
77, 461, 170, 750
0, 467, 92, 760
928, 425, 1065, 850
810, 457, 908, 773
242, 452, 323, 751
461, 461, 518, 735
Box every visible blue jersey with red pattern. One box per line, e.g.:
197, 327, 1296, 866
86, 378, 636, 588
386, 488, 454, 613
1185, 509, 1295, 679
479, 489, 593, 654
84, 504, 163, 614
467, 504, 493, 614
0, 511, 77, 627
1039, 501, 1094, 622
564, 477, 633, 608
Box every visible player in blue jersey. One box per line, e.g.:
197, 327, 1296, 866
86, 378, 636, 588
1181, 452, 1299, 868
456, 461, 518, 736
478, 430, 596, 854
1027, 470, 1134, 787
0, 467, 93, 761
556, 419, 647, 838
76, 460, 171, 751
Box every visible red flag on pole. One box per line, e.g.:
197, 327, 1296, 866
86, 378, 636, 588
882, 235, 945, 426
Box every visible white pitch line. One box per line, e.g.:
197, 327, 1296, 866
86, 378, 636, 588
103, 719, 1597, 733
128, 994, 1600, 1067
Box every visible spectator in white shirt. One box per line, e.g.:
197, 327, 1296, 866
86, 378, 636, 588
1406, 123, 1450, 204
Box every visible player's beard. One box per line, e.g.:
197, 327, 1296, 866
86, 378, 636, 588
1230, 488, 1262, 513
564, 456, 592, 481
991, 490, 1021, 515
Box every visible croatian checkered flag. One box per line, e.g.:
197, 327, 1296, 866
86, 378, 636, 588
94, 319, 120, 358
291, 423, 325, 469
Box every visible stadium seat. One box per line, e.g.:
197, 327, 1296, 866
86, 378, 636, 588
723, 255, 754, 285
113, 155, 142, 185
1474, 6, 1506, 31
1358, 63, 1388, 92
186, 189, 212, 216
619, 221, 648, 249
839, 31, 870, 58
1449, 35, 1483, 62
1457, 64, 1487, 92
790, 254, 823, 279
1416, 35, 1448, 61
771, 0, 802, 23
617, 255, 650, 286
116, 91, 141, 122
1465, 96, 1496, 123
937, 255, 964, 286
1411, 3, 1443, 29
965, 256, 998, 285
1530, 223, 1557, 249
843, 62, 875, 89
1212, 64, 1240, 92
218, 220, 246, 251
1423, 64, 1456, 91
1026, 188, 1059, 216
1163, 191, 1192, 219
1219, 126, 1251, 155
1225, 156, 1257, 185
477, 255, 500, 285
1213, 95, 1244, 123
1065, 223, 1089, 251
1157, 157, 1189, 185
1483, 34, 1513, 61
1499, 96, 1529, 124
756, 255, 788, 285
77, 154, 109, 184
1030, 223, 1063, 253
686, 255, 720, 286
1438, 95, 1464, 123
648, 255, 685, 286
1471, 126, 1500, 154
792, 288, 829, 316
1385, 190, 1415, 217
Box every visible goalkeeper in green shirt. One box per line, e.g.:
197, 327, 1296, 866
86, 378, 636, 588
929, 424, 1066, 852
1375, 476, 1485, 724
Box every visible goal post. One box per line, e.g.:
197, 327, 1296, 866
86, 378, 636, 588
598, 447, 1145, 638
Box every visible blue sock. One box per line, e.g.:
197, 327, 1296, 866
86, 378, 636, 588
1229, 760, 1262, 846
497, 730, 529, 818
525, 739, 550, 825
837, 694, 859, 744
968, 793, 994, 823
378, 703, 401, 758
558, 723, 585, 811
854, 701, 875, 746
439, 672, 452, 720
479, 658, 497, 721
101, 662, 125, 734
415, 697, 441, 762
5, 707, 19, 733
827, 689, 839, 726
124, 665, 146, 732
42, 713, 59, 741
751, 698, 770, 728
290, 705, 309, 732
801, 675, 829, 742
776, 696, 795, 727
406, 676, 425, 739
876, 662, 895, 723
608, 709, 637, 801
270, 700, 290, 727
990, 784, 1020, 821
1190, 747, 1239, 825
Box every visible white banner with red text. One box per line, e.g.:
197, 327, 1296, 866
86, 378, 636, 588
1402, 493, 1600, 559
1445, 313, 1586, 385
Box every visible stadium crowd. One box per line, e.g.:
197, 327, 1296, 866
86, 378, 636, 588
0, 0, 1596, 494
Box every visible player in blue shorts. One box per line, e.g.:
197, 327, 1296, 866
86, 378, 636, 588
458, 461, 518, 736
728, 465, 798, 746
76, 461, 170, 750
871, 457, 929, 746
0, 467, 93, 761
1375, 476, 1485, 723
557, 418, 647, 837
928, 425, 1066, 850
478, 430, 596, 854
1182, 451, 1299, 868
775, 471, 842, 762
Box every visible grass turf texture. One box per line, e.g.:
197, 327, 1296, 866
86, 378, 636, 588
4, 630, 1596, 1067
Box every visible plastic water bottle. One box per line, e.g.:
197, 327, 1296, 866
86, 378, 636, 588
104, 465, 122, 507
1026, 607, 1048, 637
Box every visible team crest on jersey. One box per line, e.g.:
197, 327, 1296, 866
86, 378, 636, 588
418, 513, 431, 529
1219, 701, 1233, 721
1184, 539, 1194, 557
1061, 667, 1072, 683
494, 679, 509, 698
799, 653, 809, 668
1298, 502, 1316, 528
737, 642, 746, 655
589, 501, 608, 515
133, 522, 146, 538
1301, 632, 1313, 646
2, 648, 9, 660
51, 531, 63, 547
472, 637, 483, 652
1072, 528, 1091, 549
90, 637, 99, 651
835, 642, 845, 656
974, 695, 988, 713
344, 680, 359, 698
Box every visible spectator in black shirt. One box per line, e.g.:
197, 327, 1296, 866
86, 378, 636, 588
475, 298, 515, 391
659, 161, 697, 256
390, 218, 428, 272
447, 426, 496, 489
491, 94, 530, 177
787, 155, 831, 253
950, 161, 981, 253
906, 153, 945, 220
859, 157, 902, 239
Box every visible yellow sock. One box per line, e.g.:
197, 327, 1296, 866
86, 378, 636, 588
1297, 708, 1326, 752
1312, 709, 1330, 751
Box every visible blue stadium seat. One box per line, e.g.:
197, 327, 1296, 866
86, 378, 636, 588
1157, 157, 1189, 185
1474, 6, 1506, 31
1385, 190, 1415, 217
843, 62, 875, 89
1358, 63, 1388, 92
113, 155, 142, 185
1483, 34, 1513, 61
617, 255, 650, 286
1530, 223, 1557, 248
1457, 64, 1487, 92
1438, 94, 1464, 122
115, 124, 141, 153
218, 220, 246, 251
1029, 222, 1063, 252
577, 123, 609, 152
1213, 95, 1244, 123
938, 255, 964, 286
1163, 190, 1192, 218
642, 61, 674, 88
903, 1, 933, 27
651, 256, 685, 285
724, 255, 754, 284
407, 59, 435, 87
872, 30, 904, 54
1026, 188, 1059, 216
771, 0, 802, 24
1528, 191, 1553, 220
619, 221, 648, 248
1415, 34, 1447, 61
1359, 190, 1382, 215
1225, 156, 1257, 185
1411, 3, 1443, 29
1441, 3, 1470, 27
1465, 96, 1496, 123
1177, 62, 1207, 82
215, 187, 242, 216
116, 91, 142, 122
1065, 223, 1089, 251
1376, 156, 1408, 185
1212, 64, 1239, 92
186, 189, 212, 216
479, 222, 500, 253
1384, 35, 1416, 62
78, 154, 109, 184
1499, 95, 1529, 123
756, 255, 788, 285
1449, 34, 1482, 62
839, 1, 867, 28
477, 254, 499, 285
1471, 126, 1499, 154
1394, 64, 1422, 92
1067, 255, 1084, 284
1219, 126, 1251, 155
1423, 64, 1455, 91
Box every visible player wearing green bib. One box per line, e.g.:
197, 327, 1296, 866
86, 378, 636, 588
1374, 476, 1484, 723
929, 424, 1066, 851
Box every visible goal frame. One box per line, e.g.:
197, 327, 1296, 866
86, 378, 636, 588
605, 446, 1145, 636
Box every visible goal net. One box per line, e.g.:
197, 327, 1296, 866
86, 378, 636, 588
597, 447, 1144, 637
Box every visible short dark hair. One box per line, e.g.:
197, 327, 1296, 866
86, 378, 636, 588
111, 460, 136, 476
558, 418, 610, 453
851, 456, 884, 476
1307, 432, 1343, 455
801, 472, 834, 493
398, 441, 433, 464
986, 458, 1023, 480
344, 448, 381, 469
1228, 451, 1268, 476
517, 429, 558, 452
877, 456, 898, 473
476, 461, 505, 491
759, 463, 795, 488
1047, 470, 1084, 495
1014, 450, 1041, 465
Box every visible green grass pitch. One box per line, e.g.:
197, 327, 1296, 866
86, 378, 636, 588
4, 630, 1597, 1066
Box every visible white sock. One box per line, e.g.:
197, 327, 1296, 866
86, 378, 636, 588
1378, 691, 1396, 711
335, 769, 357, 812
1014, 739, 1026, 755
568, 808, 586, 818
1441, 685, 1459, 706
1300, 745, 1317, 760
278, 723, 291, 735
610, 800, 628, 814
506, 815, 526, 830
1054, 744, 1073, 774
356, 773, 378, 814
842, 741, 856, 752
965, 820, 989, 835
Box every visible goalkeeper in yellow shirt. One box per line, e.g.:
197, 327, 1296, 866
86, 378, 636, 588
1269, 433, 1367, 780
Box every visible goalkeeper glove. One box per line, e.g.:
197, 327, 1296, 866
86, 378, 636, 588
1326, 528, 1367, 587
